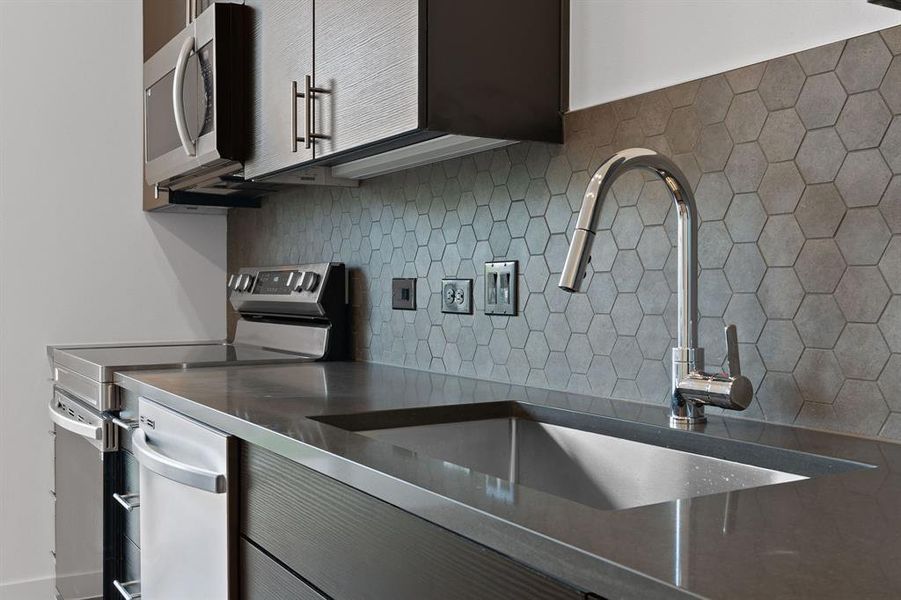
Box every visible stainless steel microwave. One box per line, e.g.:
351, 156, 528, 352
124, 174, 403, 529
143, 3, 246, 193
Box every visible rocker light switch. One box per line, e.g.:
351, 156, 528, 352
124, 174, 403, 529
484, 261, 518, 316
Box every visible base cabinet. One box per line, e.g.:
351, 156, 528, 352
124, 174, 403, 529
240, 443, 587, 600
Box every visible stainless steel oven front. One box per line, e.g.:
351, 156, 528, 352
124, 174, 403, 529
49, 389, 117, 600
143, 2, 246, 192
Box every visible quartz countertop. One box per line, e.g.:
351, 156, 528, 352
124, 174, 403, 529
116, 361, 901, 599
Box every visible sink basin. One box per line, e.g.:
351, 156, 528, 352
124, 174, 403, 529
315, 402, 867, 511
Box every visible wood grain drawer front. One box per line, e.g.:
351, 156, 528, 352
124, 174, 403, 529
241, 538, 328, 600
241, 444, 583, 600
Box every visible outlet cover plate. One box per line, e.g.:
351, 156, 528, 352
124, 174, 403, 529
391, 278, 416, 310
441, 279, 473, 314
484, 261, 518, 316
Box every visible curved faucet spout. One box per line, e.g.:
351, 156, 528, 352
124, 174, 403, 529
558, 148, 698, 351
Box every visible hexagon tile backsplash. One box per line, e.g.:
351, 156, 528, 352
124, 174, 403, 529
230, 25, 901, 440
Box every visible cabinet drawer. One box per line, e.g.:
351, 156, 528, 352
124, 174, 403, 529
241, 538, 327, 600
120, 450, 140, 547
241, 444, 583, 600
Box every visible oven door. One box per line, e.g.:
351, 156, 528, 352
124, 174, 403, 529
49, 391, 117, 600
143, 3, 245, 189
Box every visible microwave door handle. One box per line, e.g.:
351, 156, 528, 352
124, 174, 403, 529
172, 35, 196, 157
133, 428, 226, 493
48, 398, 102, 441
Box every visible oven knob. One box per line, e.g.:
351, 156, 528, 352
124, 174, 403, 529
293, 271, 307, 292
300, 271, 319, 292
227, 274, 236, 289
240, 274, 255, 292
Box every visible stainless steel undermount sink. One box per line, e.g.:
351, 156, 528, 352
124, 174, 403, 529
315, 402, 867, 512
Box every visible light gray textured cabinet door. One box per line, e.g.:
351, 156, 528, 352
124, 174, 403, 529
313, 0, 420, 159
244, 0, 314, 179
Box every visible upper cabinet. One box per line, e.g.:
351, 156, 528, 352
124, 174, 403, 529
244, 0, 567, 181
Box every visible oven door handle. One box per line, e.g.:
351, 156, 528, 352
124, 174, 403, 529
133, 429, 226, 493
172, 35, 196, 157
48, 398, 101, 441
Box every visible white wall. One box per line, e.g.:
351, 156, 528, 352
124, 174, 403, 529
571, 0, 901, 111
0, 0, 226, 596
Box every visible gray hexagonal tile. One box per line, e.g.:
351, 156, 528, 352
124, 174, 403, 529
587, 271, 616, 313
611, 294, 643, 336
758, 55, 805, 110
756, 372, 804, 422
795, 294, 846, 349
880, 177, 901, 235
587, 355, 617, 396
544, 312, 571, 352
488, 221, 511, 257
883, 26, 901, 54
636, 360, 670, 402
566, 170, 590, 211
757, 320, 804, 371
636, 315, 670, 360
725, 193, 766, 243
546, 154, 573, 195
637, 180, 671, 226
725, 142, 767, 193
759, 108, 805, 163
833, 380, 889, 436
758, 268, 804, 318
583, 313, 615, 359
879, 355, 901, 409
665, 79, 700, 107
637, 226, 670, 269
725, 91, 767, 143
565, 293, 593, 334
836, 208, 891, 265
636, 270, 670, 315
837, 91, 892, 151
725, 62, 766, 93
880, 237, 901, 293
524, 179, 550, 216
694, 75, 733, 125
759, 214, 804, 267
611, 250, 643, 293
525, 330, 550, 368
698, 221, 732, 269
881, 56, 901, 114
883, 119, 901, 174
879, 296, 901, 352
725, 243, 767, 292
663, 106, 701, 154
759, 161, 805, 214
611, 337, 643, 379
835, 266, 891, 322
723, 293, 766, 343
695, 123, 733, 173
796, 72, 847, 129
524, 293, 550, 330
611, 206, 643, 250
836, 323, 890, 379
524, 217, 550, 256
565, 333, 593, 375
545, 194, 573, 234
695, 172, 733, 221
794, 349, 843, 403
836, 32, 892, 93
797, 39, 845, 75
796, 128, 847, 185
795, 239, 846, 293
796, 184, 846, 239
836, 150, 893, 208
698, 269, 732, 317
610, 170, 644, 207
637, 90, 672, 136
614, 118, 645, 150
488, 328, 511, 364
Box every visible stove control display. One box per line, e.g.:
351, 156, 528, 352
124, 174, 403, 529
252, 270, 295, 295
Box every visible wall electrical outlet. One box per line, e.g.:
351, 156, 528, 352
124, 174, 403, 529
441, 279, 473, 314
391, 278, 416, 310
484, 261, 518, 316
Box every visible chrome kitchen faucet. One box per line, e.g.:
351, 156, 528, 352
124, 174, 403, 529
559, 148, 752, 426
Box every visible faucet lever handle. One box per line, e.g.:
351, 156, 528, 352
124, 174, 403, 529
724, 324, 741, 377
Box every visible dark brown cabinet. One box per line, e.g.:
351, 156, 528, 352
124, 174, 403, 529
243, 0, 567, 181
240, 443, 585, 600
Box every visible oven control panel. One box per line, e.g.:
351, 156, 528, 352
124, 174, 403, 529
227, 263, 346, 319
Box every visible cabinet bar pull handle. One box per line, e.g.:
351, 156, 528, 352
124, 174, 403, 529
113, 492, 140, 512
292, 80, 305, 152
304, 74, 330, 150
113, 579, 141, 599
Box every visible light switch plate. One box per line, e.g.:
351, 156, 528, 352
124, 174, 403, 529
441, 279, 473, 314
484, 261, 518, 316
391, 278, 416, 310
